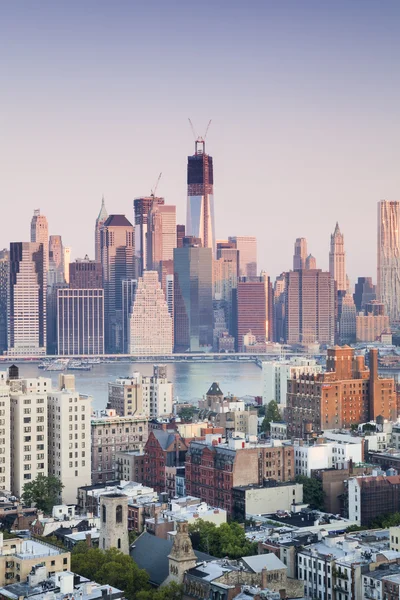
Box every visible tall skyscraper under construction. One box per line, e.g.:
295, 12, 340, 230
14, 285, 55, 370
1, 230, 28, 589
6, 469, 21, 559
186, 140, 215, 255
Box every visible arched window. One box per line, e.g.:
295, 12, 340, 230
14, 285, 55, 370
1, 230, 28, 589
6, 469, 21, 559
116, 504, 123, 523
102, 504, 107, 523
118, 538, 121, 549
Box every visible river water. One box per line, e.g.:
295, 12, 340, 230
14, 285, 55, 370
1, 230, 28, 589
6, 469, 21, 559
11, 362, 263, 412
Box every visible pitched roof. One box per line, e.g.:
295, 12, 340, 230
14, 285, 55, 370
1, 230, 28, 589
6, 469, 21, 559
207, 382, 223, 396
103, 214, 133, 228
151, 429, 178, 450
130, 532, 214, 586
242, 553, 286, 573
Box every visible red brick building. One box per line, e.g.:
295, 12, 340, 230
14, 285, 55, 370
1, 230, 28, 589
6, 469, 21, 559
143, 429, 189, 496
185, 438, 294, 515
233, 276, 270, 351
286, 346, 398, 437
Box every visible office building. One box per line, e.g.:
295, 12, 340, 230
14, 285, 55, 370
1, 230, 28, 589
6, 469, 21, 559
134, 196, 164, 276
48, 235, 64, 287
91, 409, 149, 484
176, 224, 185, 248
356, 303, 390, 342
95, 196, 108, 264
57, 288, 104, 355
329, 222, 346, 292
228, 236, 257, 278
186, 140, 215, 254
129, 271, 173, 355
233, 275, 269, 351
284, 269, 335, 346
122, 279, 137, 353
338, 293, 356, 344
8, 242, 46, 356
101, 215, 135, 353
69, 256, 102, 289
63, 247, 71, 284
353, 277, 376, 311
0, 250, 9, 354
108, 366, 172, 418
9, 374, 50, 497
305, 254, 316, 270
377, 200, 400, 322
286, 347, 397, 437
174, 239, 213, 352
30, 210, 49, 274
262, 357, 322, 407
147, 204, 176, 272
48, 375, 92, 504
293, 238, 307, 271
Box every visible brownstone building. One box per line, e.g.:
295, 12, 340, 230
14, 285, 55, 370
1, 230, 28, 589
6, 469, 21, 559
185, 438, 294, 515
143, 429, 189, 497
286, 346, 398, 437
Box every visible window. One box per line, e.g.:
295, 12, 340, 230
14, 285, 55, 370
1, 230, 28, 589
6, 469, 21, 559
102, 504, 107, 523
116, 505, 123, 523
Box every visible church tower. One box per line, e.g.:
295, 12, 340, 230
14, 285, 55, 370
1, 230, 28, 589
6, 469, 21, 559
164, 520, 197, 586
99, 494, 129, 555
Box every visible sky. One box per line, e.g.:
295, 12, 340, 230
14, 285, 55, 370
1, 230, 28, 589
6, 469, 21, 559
1, 0, 400, 284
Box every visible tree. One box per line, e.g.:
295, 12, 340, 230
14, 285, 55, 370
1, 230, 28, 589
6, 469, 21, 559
189, 520, 257, 559
295, 475, 325, 510
22, 474, 64, 514
177, 406, 198, 422
261, 400, 281, 433
72, 544, 150, 600
136, 583, 183, 600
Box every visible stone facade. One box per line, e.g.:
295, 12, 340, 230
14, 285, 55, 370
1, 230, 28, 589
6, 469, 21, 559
99, 494, 129, 555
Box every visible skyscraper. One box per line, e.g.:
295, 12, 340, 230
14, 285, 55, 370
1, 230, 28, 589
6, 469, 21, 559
57, 288, 104, 355
293, 238, 307, 271
8, 242, 46, 355
48, 235, 64, 284
176, 224, 186, 248
101, 215, 135, 353
30, 209, 49, 274
284, 269, 335, 346
0, 250, 9, 354
134, 196, 164, 276
377, 200, 400, 323
232, 275, 269, 351
63, 247, 71, 284
305, 254, 317, 270
129, 271, 173, 355
353, 277, 376, 312
122, 279, 137, 353
186, 140, 215, 254
174, 238, 213, 352
69, 256, 103, 289
147, 204, 176, 272
329, 222, 346, 292
228, 236, 257, 278
95, 196, 108, 264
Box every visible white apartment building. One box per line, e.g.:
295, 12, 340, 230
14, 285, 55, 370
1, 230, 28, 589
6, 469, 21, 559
10, 376, 50, 498
262, 357, 322, 407
0, 373, 10, 493
47, 375, 92, 505
108, 365, 172, 418
294, 439, 363, 477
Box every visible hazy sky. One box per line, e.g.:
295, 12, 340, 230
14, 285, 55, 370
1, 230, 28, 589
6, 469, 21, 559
2, 0, 400, 284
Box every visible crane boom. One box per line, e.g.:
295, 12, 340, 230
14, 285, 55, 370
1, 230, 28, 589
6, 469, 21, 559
150, 172, 162, 198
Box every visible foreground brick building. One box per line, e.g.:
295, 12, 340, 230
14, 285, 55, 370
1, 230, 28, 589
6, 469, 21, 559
143, 429, 189, 496
286, 346, 398, 437
185, 438, 294, 515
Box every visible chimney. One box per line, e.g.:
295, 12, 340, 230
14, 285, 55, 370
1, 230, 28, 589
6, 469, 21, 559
261, 567, 268, 589
85, 533, 92, 547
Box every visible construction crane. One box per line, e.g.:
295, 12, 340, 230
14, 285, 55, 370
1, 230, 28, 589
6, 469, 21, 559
188, 118, 212, 142
150, 172, 162, 198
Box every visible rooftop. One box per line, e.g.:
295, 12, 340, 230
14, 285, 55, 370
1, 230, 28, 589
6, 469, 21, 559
103, 214, 132, 228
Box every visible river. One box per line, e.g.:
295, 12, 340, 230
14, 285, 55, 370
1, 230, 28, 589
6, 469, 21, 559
10, 362, 263, 411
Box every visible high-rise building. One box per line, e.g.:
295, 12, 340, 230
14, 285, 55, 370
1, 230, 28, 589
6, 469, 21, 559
48, 235, 64, 287
0, 250, 9, 354
305, 254, 317, 270
8, 242, 46, 355
176, 224, 185, 248
262, 357, 322, 407
30, 210, 49, 274
134, 196, 164, 276
293, 238, 307, 271
147, 204, 176, 272
101, 215, 135, 353
356, 301, 390, 342
63, 247, 71, 284
338, 293, 356, 344
214, 243, 239, 335
186, 140, 215, 254
57, 288, 104, 355
353, 277, 376, 312
228, 236, 257, 279
173, 239, 213, 352
69, 256, 103, 289
122, 279, 137, 353
273, 273, 286, 343
95, 196, 108, 264
284, 269, 335, 346
329, 222, 346, 292
48, 374, 92, 504
9, 375, 50, 497
232, 275, 269, 351
0, 371, 11, 493
377, 200, 400, 323
129, 271, 173, 355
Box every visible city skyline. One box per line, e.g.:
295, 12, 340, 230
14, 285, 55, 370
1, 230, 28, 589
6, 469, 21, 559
2, 2, 400, 282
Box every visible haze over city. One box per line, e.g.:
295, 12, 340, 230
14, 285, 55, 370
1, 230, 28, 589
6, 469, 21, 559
2, 1, 400, 281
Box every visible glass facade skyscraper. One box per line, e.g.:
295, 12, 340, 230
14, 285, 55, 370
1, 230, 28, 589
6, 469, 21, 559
186, 141, 215, 255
